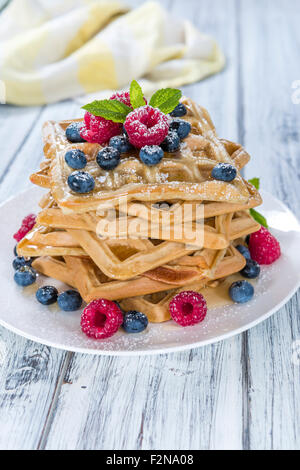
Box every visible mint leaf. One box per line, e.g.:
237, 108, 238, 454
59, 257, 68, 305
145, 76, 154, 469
250, 209, 268, 228
82, 99, 132, 123
130, 80, 146, 109
149, 88, 182, 114
248, 177, 260, 190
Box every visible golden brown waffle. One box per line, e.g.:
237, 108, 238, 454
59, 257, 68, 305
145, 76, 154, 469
31, 98, 255, 213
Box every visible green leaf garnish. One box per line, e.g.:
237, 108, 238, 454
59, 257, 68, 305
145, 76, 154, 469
248, 177, 260, 190
130, 80, 146, 109
149, 88, 182, 114
82, 99, 132, 123
250, 208, 268, 228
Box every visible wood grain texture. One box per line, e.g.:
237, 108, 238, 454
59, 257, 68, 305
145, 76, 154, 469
0, 0, 299, 450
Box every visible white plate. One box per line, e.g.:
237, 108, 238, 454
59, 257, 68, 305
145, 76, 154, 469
0, 187, 300, 356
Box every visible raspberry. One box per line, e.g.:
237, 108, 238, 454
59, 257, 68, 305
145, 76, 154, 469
169, 291, 207, 327
81, 299, 123, 339
80, 112, 121, 144
249, 226, 281, 265
13, 213, 36, 242
124, 106, 169, 148
110, 91, 132, 108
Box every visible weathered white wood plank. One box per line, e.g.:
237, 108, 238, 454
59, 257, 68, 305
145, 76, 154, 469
0, 326, 70, 450
41, 0, 244, 451
240, 0, 300, 450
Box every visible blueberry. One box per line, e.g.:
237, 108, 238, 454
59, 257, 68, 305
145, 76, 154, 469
36, 286, 58, 305
14, 245, 18, 256
109, 135, 133, 153
122, 126, 128, 137
14, 266, 37, 286
211, 163, 237, 182
96, 146, 120, 170
57, 290, 82, 311
240, 259, 260, 279
236, 244, 251, 259
140, 145, 164, 166
170, 103, 187, 117
229, 280, 254, 303
122, 310, 148, 333
67, 171, 95, 193
65, 149, 87, 169
161, 131, 180, 153
65, 122, 86, 143
169, 118, 191, 140
12, 256, 32, 270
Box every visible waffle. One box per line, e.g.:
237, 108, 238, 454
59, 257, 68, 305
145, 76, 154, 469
21, 96, 263, 325
30, 98, 256, 213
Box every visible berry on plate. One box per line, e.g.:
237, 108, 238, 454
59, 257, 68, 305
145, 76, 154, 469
122, 310, 148, 333
161, 131, 180, 153
65, 122, 86, 143
169, 118, 191, 139
80, 112, 121, 144
124, 105, 169, 148
211, 163, 237, 182
12, 256, 32, 270
170, 103, 187, 117
96, 146, 121, 170
67, 171, 95, 193
58, 290, 82, 311
81, 299, 124, 339
169, 291, 207, 327
109, 135, 133, 153
139, 145, 164, 166
65, 149, 87, 170
229, 280, 254, 303
13, 213, 36, 242
240, 258, 260, 279
248, 226, 281, 265
36, 286, 58, 305
236, 244, 251, 259
110, 91, 132, 108
14, 266, 37, 286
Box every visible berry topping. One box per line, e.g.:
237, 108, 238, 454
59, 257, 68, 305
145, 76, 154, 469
57, 290, 82, 311
161, 131, 180, 153
96, 146, 121, 170
66, 122, 86, 143
169, 291, 207, 327
236, 244, 251, 259
65, 149, 87, 170
80, 112, 121, 144
139, 145, 164, 166
248, 226, 281, 265
122, 310, 148, 333
240, 258, 261, 279
229, 280, 254, 303
124, 105, 169, 148
13, 256, 32, 270
36, 286, 58, 305
13, 213, 36, 242
169, 118, 191, 140
14, 266, 37, 286
81, 299, 123, 339
109, 135, 133, 153
67, 171, 95, 193
170, 103, 187, 117
211, 163, 237, 182
110, 91, 132, 108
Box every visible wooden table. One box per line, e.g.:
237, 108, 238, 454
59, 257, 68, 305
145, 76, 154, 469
0, 0, 299, 450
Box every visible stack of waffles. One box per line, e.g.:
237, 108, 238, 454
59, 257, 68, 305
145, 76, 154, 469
17, 98, 262, 323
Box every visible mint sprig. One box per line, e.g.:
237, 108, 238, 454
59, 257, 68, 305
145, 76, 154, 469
248, 177, 260, 190
130, 80, 146, 109
82, 99, 132, 123
247, 177, 268, 227
149, 88, 182, 114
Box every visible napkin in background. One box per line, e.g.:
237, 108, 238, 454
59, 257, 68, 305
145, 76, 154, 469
0, 0, 225, 106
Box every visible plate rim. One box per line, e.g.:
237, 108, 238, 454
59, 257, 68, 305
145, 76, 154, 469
0, 187, 299, 356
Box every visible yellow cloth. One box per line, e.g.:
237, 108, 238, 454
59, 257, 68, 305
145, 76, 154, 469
0, 0, 225, 106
